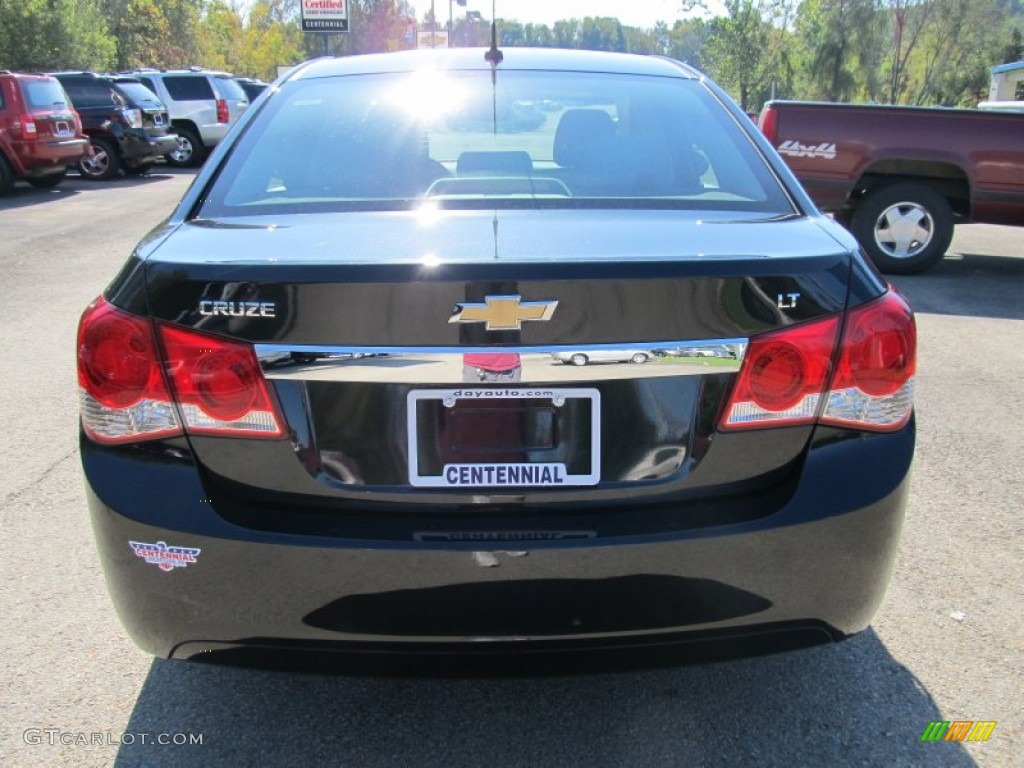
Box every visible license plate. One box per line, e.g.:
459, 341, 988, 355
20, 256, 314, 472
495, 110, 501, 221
407, 387, 600, 488
53, 121, 72, 137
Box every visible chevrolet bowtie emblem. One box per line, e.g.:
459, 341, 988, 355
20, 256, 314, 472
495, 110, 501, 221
449, 295, 558, 331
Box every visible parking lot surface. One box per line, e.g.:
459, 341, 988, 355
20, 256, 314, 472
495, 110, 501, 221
0, 170, 1020, 767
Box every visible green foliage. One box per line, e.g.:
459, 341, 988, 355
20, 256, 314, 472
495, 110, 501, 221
794, 0, 879, 102
701, 1, 795, 110
0, 0, 115, 71
0, 0, 1019, 108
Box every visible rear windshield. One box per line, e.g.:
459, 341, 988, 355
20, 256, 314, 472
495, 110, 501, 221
163, 75, 214, 101
21, 79, 70, 111
200, 70, 792, 216
215, 76, 247, 101
115, 81, 164, 109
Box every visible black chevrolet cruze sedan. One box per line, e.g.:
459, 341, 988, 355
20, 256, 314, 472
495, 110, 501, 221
77, 48, 915, 664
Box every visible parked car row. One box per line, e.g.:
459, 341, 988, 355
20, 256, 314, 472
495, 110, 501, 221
0, 67, 269, 194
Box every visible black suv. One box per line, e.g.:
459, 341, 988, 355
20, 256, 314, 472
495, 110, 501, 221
50, 72, 177, 179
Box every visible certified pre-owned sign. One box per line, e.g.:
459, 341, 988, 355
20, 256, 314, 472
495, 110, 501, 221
301, 0, 348, 31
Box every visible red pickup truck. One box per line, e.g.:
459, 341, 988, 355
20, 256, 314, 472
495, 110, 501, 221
759, 100, 1024, 273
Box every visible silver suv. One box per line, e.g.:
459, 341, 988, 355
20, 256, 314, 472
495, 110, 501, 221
128, 68, 249, 166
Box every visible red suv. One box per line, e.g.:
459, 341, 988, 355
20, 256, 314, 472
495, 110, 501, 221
0, 71, 88, 194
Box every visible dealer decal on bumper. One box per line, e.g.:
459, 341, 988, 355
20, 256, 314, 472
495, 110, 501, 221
129, 541, 201, 572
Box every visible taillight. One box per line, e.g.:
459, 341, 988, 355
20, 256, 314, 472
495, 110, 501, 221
720, 290, 915, 433
72, 109, 83, 134
78, 298, 182, 444
122, 108, 143, 128
215, 98, 229, 123
78, 297, 286, 443
822, 291, 915, 431
159, 325, 284, 438
759, 105, 778, 144
18, 114, 38, 139
721, 315, 840, 430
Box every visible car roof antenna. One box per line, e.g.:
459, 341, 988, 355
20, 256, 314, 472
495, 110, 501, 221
484, 0, 502, 66
485, 0, 502, 135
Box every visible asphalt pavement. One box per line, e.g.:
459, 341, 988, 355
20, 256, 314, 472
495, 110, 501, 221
0, 169, 1020, 767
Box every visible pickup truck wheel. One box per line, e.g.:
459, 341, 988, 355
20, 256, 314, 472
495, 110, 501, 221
167, 128, 204, 167
79, 138, 120, 180
851, 183, 953, 275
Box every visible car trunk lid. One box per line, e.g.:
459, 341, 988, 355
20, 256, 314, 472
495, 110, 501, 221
136, 209, 856, 520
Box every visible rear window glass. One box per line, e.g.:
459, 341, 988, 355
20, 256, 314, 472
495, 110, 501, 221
21, 79, 70, 110
201, 70, 792, 216
60, 79, 114, 108
215, 76, 247, 101
163, 76, 214, 101
115, 81, 163, 108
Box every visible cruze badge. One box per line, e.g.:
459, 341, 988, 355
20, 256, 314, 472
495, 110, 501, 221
198, 300, 276, 318
449, 295, 558, 331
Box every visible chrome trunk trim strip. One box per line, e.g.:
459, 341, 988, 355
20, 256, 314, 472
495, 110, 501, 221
256, 340, 747, 384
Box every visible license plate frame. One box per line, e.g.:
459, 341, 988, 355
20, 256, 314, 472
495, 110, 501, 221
407, 387, 601, 488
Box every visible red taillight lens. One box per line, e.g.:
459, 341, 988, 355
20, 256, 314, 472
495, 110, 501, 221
720, 290, 916, 433
159, 325, 284, 438
77, 298, 182, 443
215, 98, 229, 123
822, 291, 915, 430
18, 114, 38, 139
759, 106, 778, 144
78, 298, 287, 443
721, 315, 840, 430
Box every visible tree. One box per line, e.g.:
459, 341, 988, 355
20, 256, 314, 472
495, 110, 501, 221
552, 19, 583, 49
999, 26, 1023, 63
244, 1, 305, 79
878, 0, 939, 103
0, 0, 114, 71
909, 0, 1006, 106
700, 0, 796, 110
794, 0, 880, 102
197, 2, 246, 74
580, 17, 627, 52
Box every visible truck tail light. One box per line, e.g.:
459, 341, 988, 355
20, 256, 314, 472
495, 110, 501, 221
78, 297, 286, 444
78, 298, 182, 444
821, 291, 915, 431
759, 105, 778, 144
216, 98, 229, 123
720, 290, 915, 433
18, 114, 38, 139
159, 325, 284, 438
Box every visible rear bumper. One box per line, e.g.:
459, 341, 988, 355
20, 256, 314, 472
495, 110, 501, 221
120, 132, 178, 163
83, 423, 913, 661
10, 138, 88, 176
